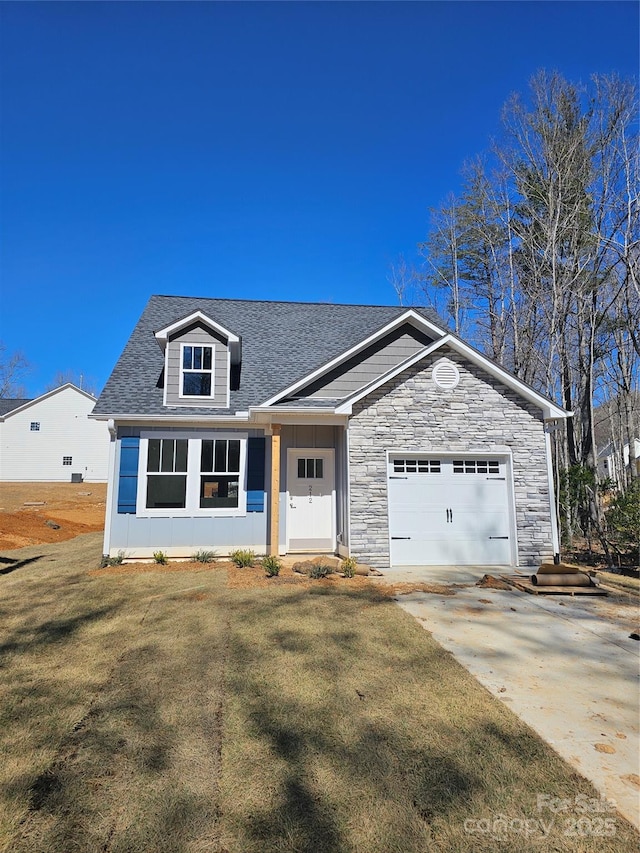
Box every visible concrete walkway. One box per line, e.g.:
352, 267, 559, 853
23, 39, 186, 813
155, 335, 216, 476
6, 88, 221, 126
382, 569, 640, 831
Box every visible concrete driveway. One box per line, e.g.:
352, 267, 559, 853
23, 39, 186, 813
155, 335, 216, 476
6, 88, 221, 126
380, 568, 640, 831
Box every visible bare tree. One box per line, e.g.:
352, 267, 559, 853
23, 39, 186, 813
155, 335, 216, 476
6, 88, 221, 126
387, 255, 419, 306
417, 70, 639, 556
45, 370, 99, 397
0, 342, 31, 398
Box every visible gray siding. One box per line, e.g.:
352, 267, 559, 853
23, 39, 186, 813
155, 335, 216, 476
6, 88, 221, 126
293, 325, 433, 400
348, 349, 554, 569
165, 324, 229, 407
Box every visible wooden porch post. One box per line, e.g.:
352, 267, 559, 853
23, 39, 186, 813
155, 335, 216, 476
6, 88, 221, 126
268, 424, 281, 556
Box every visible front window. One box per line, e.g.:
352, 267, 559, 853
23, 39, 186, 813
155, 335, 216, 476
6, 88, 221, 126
30, 422, 40, 431
200, 439, 241, 508
181, 345, 214, 397
146, 438, 188, 508
137, 432, 247, 516
63, 456, 72, 466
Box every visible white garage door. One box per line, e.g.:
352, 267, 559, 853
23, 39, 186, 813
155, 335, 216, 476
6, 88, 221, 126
388, 456, 513, 566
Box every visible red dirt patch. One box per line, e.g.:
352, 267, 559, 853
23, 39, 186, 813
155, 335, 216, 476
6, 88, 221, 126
0, 483, 107, 550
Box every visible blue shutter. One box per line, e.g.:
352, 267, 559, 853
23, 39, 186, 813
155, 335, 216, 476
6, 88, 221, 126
117, 437, 140, 514
246, 437, 265, 512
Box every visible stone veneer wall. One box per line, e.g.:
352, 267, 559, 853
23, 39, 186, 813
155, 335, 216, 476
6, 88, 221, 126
348, 349, 554, 569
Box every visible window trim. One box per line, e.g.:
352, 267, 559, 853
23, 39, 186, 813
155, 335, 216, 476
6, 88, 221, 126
178, 343, 215, 400
136, 430, 248, 517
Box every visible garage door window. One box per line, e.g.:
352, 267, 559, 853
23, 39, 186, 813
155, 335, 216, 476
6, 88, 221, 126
393, 458, 441, 474
453, 459, 500, 474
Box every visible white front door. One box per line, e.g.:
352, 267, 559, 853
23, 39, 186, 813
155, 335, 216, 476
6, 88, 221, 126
287, 449, 335, 552
388, 455, 513, 566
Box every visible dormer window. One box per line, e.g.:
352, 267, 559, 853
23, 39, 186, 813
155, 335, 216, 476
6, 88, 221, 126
181, 344, 214, 397
156, 311, 240, 408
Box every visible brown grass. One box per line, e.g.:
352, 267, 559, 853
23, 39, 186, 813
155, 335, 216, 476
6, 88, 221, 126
0, 533, 638, 852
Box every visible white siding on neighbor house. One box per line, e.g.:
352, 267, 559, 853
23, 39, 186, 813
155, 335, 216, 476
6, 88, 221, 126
0, 386, 110, 482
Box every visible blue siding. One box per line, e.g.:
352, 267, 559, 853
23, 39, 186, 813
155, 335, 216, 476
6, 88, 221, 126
246, 436, 265, 512
117, 437, 140, 514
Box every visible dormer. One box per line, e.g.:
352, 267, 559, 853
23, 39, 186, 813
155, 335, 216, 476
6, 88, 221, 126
155, 311, 241, 408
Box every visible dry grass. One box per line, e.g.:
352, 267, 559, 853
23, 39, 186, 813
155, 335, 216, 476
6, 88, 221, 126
0, 534, 638, 852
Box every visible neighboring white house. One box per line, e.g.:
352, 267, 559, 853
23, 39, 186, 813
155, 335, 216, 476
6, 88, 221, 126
597, 438, 640, 489
0, 384, 109, 482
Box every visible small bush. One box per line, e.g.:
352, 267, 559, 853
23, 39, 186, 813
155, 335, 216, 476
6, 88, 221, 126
309, 563, 333, 579
262, 555, 282, 577
192, 549, 217, 564
230, 549, 256, 567
153, 551, 168, 565
100, 551, 125, 568
341, 556, 357, 578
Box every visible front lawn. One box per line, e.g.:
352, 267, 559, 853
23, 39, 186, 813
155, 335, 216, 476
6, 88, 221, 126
0, 534, 637, 852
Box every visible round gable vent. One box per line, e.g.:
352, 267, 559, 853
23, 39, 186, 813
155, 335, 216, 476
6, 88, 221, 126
432, 358, 460, 390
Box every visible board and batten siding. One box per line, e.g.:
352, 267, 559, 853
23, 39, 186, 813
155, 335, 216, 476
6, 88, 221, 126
108, 426, 268, 558
0, 386, 109, 481
293, 325, 434, 400
165, 324, 229, 407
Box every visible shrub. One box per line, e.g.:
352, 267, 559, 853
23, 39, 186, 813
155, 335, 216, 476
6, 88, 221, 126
153, 551, 168, 565
100, 551, 125, 568
341, 556, 357, 578
192, 549, 217, 564
309, 562, 333, 579
230, 549, 256, 567
606, 480, 640, 559
262, 555, 282, 577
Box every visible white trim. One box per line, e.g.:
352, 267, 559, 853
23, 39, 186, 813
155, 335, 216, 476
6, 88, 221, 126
0, 383, 97, 421
335, 335, 570, 420
103, 430, 117, 556
135, 430, 248, 518
345, 423, 352, 557
90, 414, 250, 424
162, 345, 169, 406
259, 309, 446, 407
154, 311, 240, 349
178, 342, 216, 400
544, 429, 561, 557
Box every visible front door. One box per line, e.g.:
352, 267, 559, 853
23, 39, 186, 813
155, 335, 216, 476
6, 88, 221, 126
287, 449, 335, 552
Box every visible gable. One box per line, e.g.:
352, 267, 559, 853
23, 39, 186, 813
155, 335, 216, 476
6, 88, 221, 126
335, 336, 569, 421
163, 321, 230, 408
281, 324, 435, 402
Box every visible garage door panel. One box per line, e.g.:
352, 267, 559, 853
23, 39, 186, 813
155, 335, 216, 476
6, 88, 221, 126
388, 456, 512, 566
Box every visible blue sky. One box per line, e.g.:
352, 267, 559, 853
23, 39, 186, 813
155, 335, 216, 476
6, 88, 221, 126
1, 1, 638, 397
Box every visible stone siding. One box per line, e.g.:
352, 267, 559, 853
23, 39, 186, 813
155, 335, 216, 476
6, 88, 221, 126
348, 349, 554, 568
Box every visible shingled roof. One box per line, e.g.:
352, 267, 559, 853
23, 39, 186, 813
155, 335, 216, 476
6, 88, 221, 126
93, 295, 444, 417
0, 398, 33, 417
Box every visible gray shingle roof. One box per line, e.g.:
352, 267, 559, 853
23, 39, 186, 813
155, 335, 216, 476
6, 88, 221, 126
93, 295, 444, 417
0, 398, 33, 417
